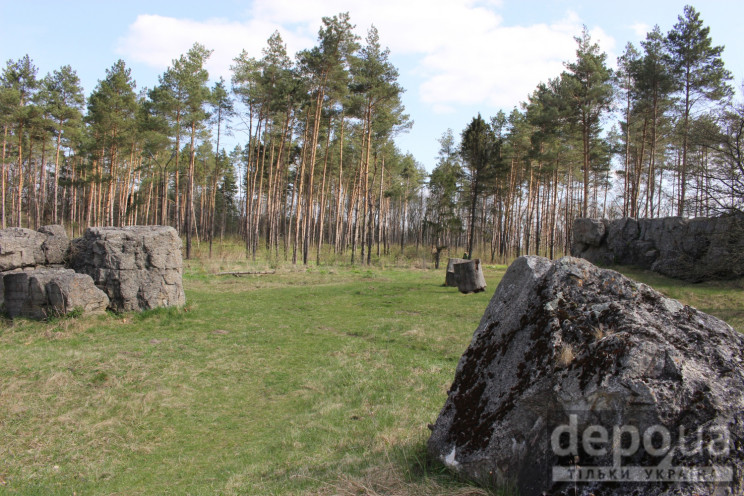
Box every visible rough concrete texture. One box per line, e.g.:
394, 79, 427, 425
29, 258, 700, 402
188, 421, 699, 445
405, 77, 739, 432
70, 226, 185, 312
571, 213, 744, 282
0, 228, 43, 271
453, 259, 487, 294
4, 268, 108, 319
46, 271, 110, 316
445, 258, 467, 287
428, 256, 744, 496
37, 225, 71, 265
0, 224, 71, 271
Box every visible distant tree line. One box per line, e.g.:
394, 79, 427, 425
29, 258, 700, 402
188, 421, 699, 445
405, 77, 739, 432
1, 7, 742, 264
0, 13, 424, 264
430, 5, 742, 261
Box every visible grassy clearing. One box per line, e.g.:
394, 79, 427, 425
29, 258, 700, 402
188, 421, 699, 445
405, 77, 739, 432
0, 252, 741, 495
0, 263, 505, 495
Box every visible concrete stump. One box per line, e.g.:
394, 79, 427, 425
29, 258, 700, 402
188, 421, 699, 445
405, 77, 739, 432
445, 258, 466, 287
453, 259, 486, 293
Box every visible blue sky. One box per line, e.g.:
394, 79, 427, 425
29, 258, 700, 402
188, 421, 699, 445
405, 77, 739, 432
2, 0, 743, 171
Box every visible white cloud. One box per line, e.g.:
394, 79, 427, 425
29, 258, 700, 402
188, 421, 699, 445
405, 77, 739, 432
117, 0, 615, 111
418, 17, 582, 107
432, 103, 457, 115
630, 21, 651, 39
116, 14, 314, 83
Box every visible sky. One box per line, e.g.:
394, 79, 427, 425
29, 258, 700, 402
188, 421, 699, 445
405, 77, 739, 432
2, 0, 743, 172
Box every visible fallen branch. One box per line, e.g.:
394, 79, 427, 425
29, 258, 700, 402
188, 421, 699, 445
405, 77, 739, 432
216, 270, 276, 277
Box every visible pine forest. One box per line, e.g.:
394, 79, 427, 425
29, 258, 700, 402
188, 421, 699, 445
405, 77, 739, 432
1, 7, 742, 264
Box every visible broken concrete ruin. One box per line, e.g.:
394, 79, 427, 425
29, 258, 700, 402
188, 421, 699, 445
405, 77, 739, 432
0, 225, 185, 318
429, 256, 744, 496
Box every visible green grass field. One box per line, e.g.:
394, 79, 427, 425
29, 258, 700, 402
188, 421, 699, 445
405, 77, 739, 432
0, 254, 741, 495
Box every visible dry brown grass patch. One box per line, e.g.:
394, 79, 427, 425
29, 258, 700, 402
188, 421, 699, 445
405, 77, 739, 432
307, 463, 491, 496
557, 344, 575, 367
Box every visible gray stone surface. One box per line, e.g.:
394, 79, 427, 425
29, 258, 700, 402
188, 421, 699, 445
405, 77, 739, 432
445, 258, 467, 287
0, 225, 70, 272
0, 228, 45, 271
70, 226, 185, 312
46, 271, 110, 315
428, 256, 744, 496
571, 213, 744, 281
38, 225, 70, 265
572, 217, 607, 249
4, 268, 108, 319
453, 259, 487, 294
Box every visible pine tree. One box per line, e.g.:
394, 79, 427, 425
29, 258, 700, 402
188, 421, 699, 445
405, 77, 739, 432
208, 77, 234, 257
172, 43, 212, 259
0, 84, 14, 228
296, 13, 359, 264
86, 60, 138, 227
428, 129, 463, 251
460, 114, 497, 258
350, 24, 408, 264
1, 55, 38, 227
616, 42, 641, 216
563, 27, 614, 218
635, 26, 675, 217
666, 5, 732, 216
44, 65, 85, 224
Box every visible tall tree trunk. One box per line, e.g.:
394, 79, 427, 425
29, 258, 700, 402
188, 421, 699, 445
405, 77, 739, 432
623, 76, 632, 217
535, 165, 543, 256
366, 153, 377, 266
582, 113, 590, 218
161, 161, 168, 226
361, 105, 373, 264
647, 85, 659, 218
1, 125, 7, 228
39, 136, 48, 226
270, 110, 293, 254
632, 118, 648, 217
174, 110, 182, 232
16, 124, 24, 227
400, 175, 409, 254
550, 166, 559, 259
30, 141, 39, 229
677, 69, 691, 217
265, 137, 277, 252
86, 161, 95, 228
252, 134, 269, 261
316, 116, 333, 265
525, 163, 534, 255
303, 85, 326, 265
209, 104, 226, 258
350, 156, 363, 264
107, 137, 118, 227
246, 115, 261, 256
292, 108, 311, 264
376, 158, 384, 258
467, 177, 478, 259
334, 114, 345, 253
121, 144, 135, 225
69, 159, 77, 235
185, 124, 194, 259
52, 122, 63, 224
564, 163, 573, 256
145, 170, 154, 226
